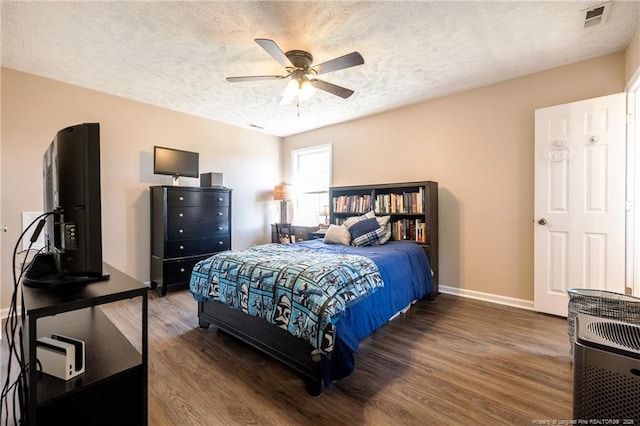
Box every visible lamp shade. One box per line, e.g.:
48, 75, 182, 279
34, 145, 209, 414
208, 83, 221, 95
273, 184, 292, 201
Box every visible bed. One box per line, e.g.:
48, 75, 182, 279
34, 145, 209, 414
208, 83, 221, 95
190, 238, 434, 395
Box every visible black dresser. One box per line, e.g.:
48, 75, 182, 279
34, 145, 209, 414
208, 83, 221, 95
150, 185, 232, 295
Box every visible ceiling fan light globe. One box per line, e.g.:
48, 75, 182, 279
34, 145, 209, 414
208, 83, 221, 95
299, 80, 316, 102
280, 79, 299, 104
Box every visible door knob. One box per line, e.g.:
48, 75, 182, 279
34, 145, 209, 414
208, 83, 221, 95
537, 218, 547, 225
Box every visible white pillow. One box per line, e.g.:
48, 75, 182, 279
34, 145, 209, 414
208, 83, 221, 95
376, 215, 390, 227
323, 224, 352, 245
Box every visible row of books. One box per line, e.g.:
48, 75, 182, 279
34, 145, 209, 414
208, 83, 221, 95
374, 189, 424, 214
333, 217, 427, 243
391, 219, 427, 243
332, 194, 373, 213
332, 188, 424, 214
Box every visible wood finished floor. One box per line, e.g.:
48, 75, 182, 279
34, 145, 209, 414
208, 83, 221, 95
3, 290, 573, 425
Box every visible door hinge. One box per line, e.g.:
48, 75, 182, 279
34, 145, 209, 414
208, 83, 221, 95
628, 113, 634, 126
626, 200, 633, 212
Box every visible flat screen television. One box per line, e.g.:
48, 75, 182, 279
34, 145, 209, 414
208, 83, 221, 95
153, 146, 199, 184
24, 123, 109, 287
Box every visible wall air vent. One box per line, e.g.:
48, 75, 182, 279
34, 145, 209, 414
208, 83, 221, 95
584, 3, 610, 28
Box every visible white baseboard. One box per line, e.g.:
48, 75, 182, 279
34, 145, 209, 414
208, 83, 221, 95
1, 306, 21, 321
439, 285, 535, 311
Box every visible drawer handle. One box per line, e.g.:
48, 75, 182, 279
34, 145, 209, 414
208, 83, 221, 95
179, 196, 184, 201
218, 241, 224, 245
179, 229, 184, 234
218, 197, 223, 202
218, 212, 223, 216
218, 226, 223, 230
179, 245, 184, 250
180, 268, 185, 273
178, 213, 184, 218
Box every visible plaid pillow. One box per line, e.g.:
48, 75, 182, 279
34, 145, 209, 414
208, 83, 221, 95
349, 217, 386, 247
352, 226, 388, 247
343, 211, 375, 230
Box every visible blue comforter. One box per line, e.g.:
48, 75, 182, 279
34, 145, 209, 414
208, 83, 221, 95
190, 243, 384, 353
191, 239, 433, 386
300, 240, 433, 384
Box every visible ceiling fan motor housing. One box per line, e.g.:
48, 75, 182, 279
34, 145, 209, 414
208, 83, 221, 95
285, 50, 313, 70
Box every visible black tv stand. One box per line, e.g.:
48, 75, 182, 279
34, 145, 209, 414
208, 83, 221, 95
22, 263, 148, 425
23, 253, 110, 288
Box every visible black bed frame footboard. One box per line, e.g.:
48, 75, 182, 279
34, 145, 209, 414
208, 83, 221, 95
198, 301, 324, 396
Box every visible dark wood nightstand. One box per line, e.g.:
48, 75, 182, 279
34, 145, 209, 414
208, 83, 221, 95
308, 229, 328, 240
271, 224, 319, 243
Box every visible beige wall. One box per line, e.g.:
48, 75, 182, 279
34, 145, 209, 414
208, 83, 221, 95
0, 50, 631, 310
626, 16, 640, 84
1, 68, 281, 310
283, 52, 626, 302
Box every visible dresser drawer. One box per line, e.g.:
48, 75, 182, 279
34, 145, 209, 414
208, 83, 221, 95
167, 206, 229, 224
167, 221, 230, 240
167, 237, 230, 258
165, 257, 207, 285
167, 190, 230, 207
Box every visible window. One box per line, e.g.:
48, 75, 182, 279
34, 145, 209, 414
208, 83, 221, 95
291, 144, 332, 226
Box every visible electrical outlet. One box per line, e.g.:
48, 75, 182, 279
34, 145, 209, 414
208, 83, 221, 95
625, 287, 633, 296
22, 211, 45, 251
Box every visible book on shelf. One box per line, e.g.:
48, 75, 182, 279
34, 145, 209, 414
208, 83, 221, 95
390, 218, 427, 243
332, 194, 372, 213
373, 189, 425, 215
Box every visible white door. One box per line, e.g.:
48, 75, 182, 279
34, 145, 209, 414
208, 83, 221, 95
534, 93, 626, 317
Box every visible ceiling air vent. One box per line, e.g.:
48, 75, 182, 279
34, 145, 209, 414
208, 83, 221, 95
584, 3, 610, 28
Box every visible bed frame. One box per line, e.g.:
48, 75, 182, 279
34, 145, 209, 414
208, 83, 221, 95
198, 299, 324, 395
198, 290, 437, 396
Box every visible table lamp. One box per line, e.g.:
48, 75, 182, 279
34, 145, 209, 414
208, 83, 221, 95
273, 184, 292, 223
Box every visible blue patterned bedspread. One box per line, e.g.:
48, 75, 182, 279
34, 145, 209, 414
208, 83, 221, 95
189, 243, 384, 353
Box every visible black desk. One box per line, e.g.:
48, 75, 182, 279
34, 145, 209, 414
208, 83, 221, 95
23, 263, 148, 425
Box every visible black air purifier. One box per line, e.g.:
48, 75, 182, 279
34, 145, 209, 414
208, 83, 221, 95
573, 314, 640, 421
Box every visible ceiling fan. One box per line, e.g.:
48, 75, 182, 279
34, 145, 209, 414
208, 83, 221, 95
226, 39, 364, 105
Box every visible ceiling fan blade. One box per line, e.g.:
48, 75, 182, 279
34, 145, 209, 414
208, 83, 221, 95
226, 75, 286, 82
255, 38, 292, 69
311, 79, 355, 99
313, 52, 364, 75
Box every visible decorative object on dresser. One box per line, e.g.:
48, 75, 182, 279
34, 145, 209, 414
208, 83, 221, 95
150, 185, 232, 296
273, 184, 293, 223
329, 181, 438, 293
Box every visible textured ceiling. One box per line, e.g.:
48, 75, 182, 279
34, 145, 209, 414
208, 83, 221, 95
2, 1, 639, 137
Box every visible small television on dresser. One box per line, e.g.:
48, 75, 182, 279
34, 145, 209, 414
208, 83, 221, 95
24, 123, 109, 287
153, 146, 199, 184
